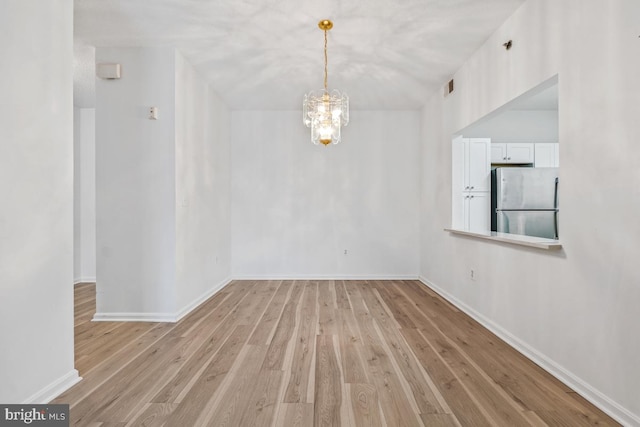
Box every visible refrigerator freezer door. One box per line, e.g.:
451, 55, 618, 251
497, 210, 558, 239
496, 167, 559, 210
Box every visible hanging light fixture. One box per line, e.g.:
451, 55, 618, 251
303, 19, 349, 146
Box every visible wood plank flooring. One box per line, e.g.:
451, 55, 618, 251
56, 281, 619, 426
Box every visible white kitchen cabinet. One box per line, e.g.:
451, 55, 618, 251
462, 192, 490, 232
534, 143, 560, 167
491, 144, 507, 164
491, 142, 535, 164
454, 138, 491, 191
452, 136, 491, 232
464, 139, 491, 192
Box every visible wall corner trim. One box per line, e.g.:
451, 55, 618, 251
92, 312, 178, 323
417, 276, 640, 427
231, 275, 420, 281
92, 277, 233, 324
24, 369, 82, 404
174, 276, 233, 322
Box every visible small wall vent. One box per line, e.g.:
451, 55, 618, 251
444, 79, 454, 97
96, 63, 121, 79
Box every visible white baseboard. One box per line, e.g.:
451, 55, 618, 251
92, 312, 178, 323
232, 275, 419, 280
93, 277, 233, 324
24, 369, 82, 404
175, 276, 232, 322
74, 276, 96, 285
417, 276, 640, 427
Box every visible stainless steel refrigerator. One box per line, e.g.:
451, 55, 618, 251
491, 167, 559, 239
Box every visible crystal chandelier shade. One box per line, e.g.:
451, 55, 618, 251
303, 20, 349, 146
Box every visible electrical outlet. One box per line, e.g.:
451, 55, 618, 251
470, 269, 476, 281
344, 249, 348, 255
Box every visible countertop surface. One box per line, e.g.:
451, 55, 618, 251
445, 228, 562, 250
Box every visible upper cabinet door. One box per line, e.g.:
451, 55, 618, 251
534, 143, 559, 167
491, 143, 507, 163
491, 142, 536, 164
467, 138, 491, 191
505, 143, 534, 163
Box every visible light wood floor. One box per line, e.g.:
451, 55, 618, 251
55, 280, 618, 426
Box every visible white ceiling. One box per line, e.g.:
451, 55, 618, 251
74, 0, 525, 110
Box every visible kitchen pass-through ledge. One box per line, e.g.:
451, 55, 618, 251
445, 228, 562, 250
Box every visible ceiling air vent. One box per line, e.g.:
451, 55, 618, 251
443, 79, 454, 97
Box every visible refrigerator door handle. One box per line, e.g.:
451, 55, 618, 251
553, 177, 559, 239
496, 208, 557, 212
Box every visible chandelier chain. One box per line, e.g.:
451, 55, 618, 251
324, 29, 328, 90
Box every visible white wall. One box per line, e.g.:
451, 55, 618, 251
420, 0, 640, 424
95, 48, 231, 320
95, 47, 177, 317
0, 0, 79, 402
463, 110, 558, 143
74, 108, 96, 283
232, 111, 420, 278
175, 52, 231, 313
74, 108, 82, 281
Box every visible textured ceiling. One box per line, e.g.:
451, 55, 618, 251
74, 0, 525, 110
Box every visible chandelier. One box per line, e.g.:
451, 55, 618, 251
303, 19, 349, 146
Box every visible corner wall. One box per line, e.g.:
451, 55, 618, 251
419, 0, 640, 423
231, 110, 420, 278
95, 48, 231, 321
95, 47, 177, 318
175, 52, 231, 315
0, 0, 79, 403
74, 107, 82, 281
74, 108, 96, 284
